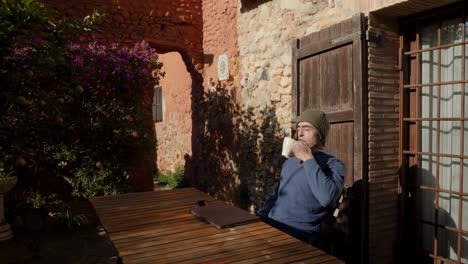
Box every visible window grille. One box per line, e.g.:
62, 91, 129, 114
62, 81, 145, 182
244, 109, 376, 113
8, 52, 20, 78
401, 6, 468, 263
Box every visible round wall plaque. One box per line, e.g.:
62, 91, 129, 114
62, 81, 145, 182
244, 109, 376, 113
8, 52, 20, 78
217, 54, 229, 81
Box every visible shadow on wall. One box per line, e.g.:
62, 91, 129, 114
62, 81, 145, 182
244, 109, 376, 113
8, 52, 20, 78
398, 165, 468, 263
239, 0, 272, 13
317, 180, 364, 263
193, 82, 285, 210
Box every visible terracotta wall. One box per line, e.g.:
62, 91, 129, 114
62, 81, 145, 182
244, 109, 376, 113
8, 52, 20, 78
43, 0, 203, 68
191, 0, 242, 199
155, 52, 192, 173
202, 0, 239, 88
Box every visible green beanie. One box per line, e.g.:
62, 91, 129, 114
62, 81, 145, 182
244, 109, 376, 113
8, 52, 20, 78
296, 109, 330, 145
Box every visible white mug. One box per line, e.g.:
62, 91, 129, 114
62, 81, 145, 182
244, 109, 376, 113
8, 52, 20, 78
281, 137, 296, 158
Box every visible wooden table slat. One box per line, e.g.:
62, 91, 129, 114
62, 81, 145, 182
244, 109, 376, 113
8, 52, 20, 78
203, 239, 307, 264
116, 222, 271, 250
129, 235, 296, 264
229, 246, 321, 264
123, 229, 288, 262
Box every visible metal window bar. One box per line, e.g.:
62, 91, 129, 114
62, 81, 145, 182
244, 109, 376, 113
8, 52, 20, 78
404, 80, 468, 89
418, 219, 468, 236
434, 27, 442, 263
404, 117, 468, 121
429, 254, 459, 264
403, 150, 468, 160
415, 30, 423, 262
407, 184, 468, 197
416, 29, 421, 193
404, 40, 468, 56
457, 21, 465, 264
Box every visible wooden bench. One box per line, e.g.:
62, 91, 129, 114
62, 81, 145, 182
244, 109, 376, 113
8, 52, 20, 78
90, 187, 345, 264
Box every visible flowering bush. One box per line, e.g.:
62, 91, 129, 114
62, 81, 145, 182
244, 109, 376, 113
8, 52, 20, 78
0, 0, 163, 216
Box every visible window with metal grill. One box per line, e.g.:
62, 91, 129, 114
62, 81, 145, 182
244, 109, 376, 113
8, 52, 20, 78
401, 4, 468, 263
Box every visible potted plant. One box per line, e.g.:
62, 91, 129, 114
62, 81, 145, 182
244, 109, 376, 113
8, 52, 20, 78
0, 168, 17, 242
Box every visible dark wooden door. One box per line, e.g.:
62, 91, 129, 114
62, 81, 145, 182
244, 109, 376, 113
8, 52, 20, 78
292, 14, 367, 263
292, 14, 366, 188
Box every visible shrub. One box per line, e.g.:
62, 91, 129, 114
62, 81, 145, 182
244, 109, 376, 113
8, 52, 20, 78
155, 166, 185, 189
1, 0, 163, 221
49, 203, 88, 231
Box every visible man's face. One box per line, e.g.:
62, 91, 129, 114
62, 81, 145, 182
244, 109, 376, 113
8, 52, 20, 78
296, 122, 320, 148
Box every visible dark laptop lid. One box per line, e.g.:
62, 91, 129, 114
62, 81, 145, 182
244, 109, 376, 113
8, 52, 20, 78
191, 203, 259, 229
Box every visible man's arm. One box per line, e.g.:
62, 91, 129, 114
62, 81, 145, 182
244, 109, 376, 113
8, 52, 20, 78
302, 158, 345, 208
256, 182, 280, 218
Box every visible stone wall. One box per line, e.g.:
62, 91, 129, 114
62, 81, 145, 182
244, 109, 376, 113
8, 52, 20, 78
235, 0, 355, 208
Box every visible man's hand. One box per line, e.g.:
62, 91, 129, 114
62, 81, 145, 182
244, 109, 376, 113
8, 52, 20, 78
293, 140, 313, 161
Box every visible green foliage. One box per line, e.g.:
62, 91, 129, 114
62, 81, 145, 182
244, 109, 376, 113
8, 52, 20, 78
0, 0, 49, 51
49, 203, 88, 231
1, 0, 163, 221
0, 167, 14, 179
24, 191, 57, 209
155, 166, 185, 189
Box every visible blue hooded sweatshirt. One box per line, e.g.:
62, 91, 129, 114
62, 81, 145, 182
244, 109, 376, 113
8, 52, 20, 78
257, 151, 345, 236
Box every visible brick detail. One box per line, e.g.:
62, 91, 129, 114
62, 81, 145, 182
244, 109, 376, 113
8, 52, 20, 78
367, 14, 400, 264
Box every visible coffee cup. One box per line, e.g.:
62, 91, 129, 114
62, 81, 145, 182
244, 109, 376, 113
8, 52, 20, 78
281, 137, 296, 158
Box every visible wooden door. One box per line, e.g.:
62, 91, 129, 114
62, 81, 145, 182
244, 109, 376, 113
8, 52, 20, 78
292, 14, 367, 263
292, 14, 366, 189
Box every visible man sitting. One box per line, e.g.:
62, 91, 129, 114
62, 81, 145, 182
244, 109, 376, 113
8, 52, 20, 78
256, 109, 345, 244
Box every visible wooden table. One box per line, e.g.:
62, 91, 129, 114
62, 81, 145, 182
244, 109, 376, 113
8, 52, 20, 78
90, 187, 344, 264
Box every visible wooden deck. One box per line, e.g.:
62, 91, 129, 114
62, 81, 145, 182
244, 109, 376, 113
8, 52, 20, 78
90, 187, 345, 264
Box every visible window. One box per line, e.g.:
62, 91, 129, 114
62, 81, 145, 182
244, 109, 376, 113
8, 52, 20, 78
153, 86, 163, 122
401, 5, 468, 263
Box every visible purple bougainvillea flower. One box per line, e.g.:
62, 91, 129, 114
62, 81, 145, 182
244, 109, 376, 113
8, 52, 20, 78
32, 35, 43, 47
131, 131, 139, 138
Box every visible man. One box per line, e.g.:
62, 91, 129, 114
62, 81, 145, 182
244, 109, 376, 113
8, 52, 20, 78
256, 109, 345, 244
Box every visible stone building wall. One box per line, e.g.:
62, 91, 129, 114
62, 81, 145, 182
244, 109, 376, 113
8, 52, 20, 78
235, 0, 354, 209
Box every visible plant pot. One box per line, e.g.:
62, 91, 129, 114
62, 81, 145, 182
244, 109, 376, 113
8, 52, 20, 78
0, 176, 17, 242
